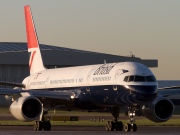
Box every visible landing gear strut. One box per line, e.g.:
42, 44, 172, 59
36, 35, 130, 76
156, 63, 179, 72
34, 106, 52, 131
105, 106, 138, 132
34, 120, 51, 131
124, 106, 137, 132
105, 106, 123, 131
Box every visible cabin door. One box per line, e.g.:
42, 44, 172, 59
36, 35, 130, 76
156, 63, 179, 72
113, 69, 123, 91
86, 68, 95, 92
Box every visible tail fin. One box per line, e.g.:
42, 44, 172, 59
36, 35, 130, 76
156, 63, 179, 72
24, 5, 46, 75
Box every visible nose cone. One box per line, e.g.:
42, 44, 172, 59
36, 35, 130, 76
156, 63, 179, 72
127, 85, 158, 94
125, 85, 158, 103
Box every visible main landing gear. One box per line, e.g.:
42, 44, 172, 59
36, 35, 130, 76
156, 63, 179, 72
105, 107, 123, 131
105, 106, 137, 132
34, 120, 51, 131
34, 107, 52, 131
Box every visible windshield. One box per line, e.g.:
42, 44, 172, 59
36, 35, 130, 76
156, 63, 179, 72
124, 75, 156, 82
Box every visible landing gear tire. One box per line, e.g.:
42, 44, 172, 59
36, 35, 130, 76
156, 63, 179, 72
34, 121, 51, 131
116, 121, 123, 131
124, 123, 137, 132
44, 121, 51, 131
105, 122, 109, 131
105, 121, 123, 131
105, 106, 138, 132
34, 121, 38, 131
34, 121, 42, 131
109, 121, 115, 131
131, 123, 137, 132
105, 106, 125, 132
105, 121, 115, 131
124, 123, 131, 132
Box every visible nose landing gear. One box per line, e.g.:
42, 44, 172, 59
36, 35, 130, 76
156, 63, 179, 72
124, 106, 137, 132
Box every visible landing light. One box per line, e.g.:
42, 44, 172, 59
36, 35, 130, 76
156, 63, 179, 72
129, 113, 135, 116
125, 85, 129, 89
71, 95, 75, 99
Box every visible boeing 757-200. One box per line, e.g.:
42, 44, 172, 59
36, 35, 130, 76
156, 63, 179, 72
0, 5, 176, 132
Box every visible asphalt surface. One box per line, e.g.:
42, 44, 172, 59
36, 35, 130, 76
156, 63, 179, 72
0, 126, 179, 135
0, 114, 180, 135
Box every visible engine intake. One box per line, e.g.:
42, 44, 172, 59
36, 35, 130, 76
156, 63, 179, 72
142, 97, 174, 122
9, 96, 42, 121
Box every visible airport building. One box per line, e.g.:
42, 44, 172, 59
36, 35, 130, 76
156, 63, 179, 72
0, 42, 158, 86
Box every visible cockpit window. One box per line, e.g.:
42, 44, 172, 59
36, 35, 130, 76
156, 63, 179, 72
128, 75, 134, 82
124, 75, 156, 82
124, 76, 129, 82
122, 69, 129, 73
146, 76, 156, 82
134, 75, 146, 82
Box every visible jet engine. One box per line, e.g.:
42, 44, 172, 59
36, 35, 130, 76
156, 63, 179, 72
142, 97, 174, 122
9, 96, 42, 121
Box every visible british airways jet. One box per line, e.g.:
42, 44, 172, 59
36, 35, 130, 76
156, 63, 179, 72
0, 5, 175, 132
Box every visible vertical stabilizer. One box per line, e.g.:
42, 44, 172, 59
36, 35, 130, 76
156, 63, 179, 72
24, 5, 46, 75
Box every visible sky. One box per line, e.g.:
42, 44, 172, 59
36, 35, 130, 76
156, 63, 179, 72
0, 0, 180, 80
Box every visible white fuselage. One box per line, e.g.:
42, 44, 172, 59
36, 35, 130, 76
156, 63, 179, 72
23, 62, 157, 90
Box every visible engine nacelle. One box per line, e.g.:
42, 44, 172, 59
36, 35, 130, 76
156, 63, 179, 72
9, 96, 42, 121
142, 97, 174, 122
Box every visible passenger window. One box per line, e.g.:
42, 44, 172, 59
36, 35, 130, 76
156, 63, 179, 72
124, 76, 129, 82
128, 75, 134, 82
134, 76, 145, 82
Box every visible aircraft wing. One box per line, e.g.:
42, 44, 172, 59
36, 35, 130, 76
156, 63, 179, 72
158, 86, 180, 90
159, 89, 180, 96
0, 81, 25, 88
158, 89, 180, 105
0, 88, 75, 101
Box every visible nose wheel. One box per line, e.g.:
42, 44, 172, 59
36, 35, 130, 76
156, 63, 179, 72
124, 106, 137, 132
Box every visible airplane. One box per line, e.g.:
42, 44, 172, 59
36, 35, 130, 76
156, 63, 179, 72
0, 5, 175, 132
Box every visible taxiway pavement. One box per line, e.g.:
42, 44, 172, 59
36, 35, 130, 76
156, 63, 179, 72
0, 126, 179, 135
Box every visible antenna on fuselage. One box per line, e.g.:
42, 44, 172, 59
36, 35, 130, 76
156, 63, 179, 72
130, 51, 135, 57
